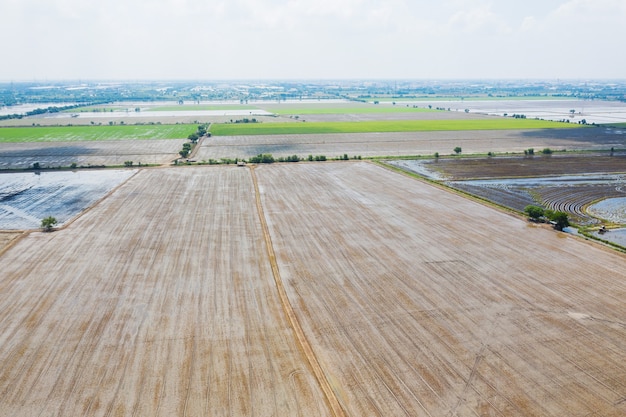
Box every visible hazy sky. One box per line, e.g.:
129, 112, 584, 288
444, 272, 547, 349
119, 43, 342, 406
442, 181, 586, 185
2, 0, 625, 80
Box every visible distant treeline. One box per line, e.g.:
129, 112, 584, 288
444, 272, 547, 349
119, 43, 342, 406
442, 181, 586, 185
0, 102, 109, 121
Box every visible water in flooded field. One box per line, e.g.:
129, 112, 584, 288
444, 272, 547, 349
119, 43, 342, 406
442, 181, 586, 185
587, 197, 626, 223
0, 170, 135, 230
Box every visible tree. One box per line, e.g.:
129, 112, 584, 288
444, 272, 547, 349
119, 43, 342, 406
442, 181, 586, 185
524, 205, 544, 221
41, 216, 58, 232
454, 147, 462, 155
545, 210, 570, 231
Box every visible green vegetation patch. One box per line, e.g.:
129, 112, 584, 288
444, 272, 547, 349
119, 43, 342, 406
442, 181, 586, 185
211, 118, 583, 136
148, 105, 259, 111
0, 124, 196, 143
270, 106, 435, 115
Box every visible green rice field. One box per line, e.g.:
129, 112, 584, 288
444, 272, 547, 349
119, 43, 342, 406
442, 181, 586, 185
0, 124, 196, 142
210, 118, 582, 136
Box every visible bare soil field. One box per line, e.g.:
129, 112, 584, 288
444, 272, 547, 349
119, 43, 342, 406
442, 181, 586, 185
0, 231, 21, 253
255, 162, 626, 417
198, 127, 626, 161
1, 162, 625, 417
422, 154, 626, 180
0, 139, 185, 169
0, 167, 331, 417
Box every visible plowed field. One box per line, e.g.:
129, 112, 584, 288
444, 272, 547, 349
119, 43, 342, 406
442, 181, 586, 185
255, 162, 626, 416
0, 167, 331, 417
197, 128, 626, 161
0, 163, 625, 417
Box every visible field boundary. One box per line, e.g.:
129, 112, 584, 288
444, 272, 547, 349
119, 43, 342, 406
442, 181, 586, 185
249, 165, 347, 417
0, 231, 29, 258
210, 118, 582, 136
376, 160, 626, 254
373, 160, 523, 217
54, 169, 142, 232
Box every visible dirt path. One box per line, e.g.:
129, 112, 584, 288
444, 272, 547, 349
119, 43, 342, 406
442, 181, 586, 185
249, 165, 347, 417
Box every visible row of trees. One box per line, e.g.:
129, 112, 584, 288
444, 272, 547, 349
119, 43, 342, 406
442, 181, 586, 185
524, 205, 570, 231
187, 123, 210, 143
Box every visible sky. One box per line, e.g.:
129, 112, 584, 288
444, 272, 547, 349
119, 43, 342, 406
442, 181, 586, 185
2, 0, 625, 81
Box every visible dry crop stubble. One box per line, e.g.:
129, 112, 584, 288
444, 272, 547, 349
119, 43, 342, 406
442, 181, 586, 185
0, 166, 331, 417
197, 128, 623, 161
255, 162, 626, 417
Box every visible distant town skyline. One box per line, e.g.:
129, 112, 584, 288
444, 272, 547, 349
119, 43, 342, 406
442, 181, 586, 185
2, 0, 625, 81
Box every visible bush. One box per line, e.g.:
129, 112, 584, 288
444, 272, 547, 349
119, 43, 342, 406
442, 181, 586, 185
524, 205, 544, 220
41, 216, 58, 232
249, 154, 275, 164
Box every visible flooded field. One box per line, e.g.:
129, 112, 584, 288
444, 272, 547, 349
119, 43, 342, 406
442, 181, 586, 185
44, 109, 273, 119
0, 169, 135, 230
588, 197, 626, 223
388, 99, 626, 125
592, 228, 626, 246
389, 157, 626, 226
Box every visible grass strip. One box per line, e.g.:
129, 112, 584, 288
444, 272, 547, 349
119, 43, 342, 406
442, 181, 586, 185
211, 118, 583, 136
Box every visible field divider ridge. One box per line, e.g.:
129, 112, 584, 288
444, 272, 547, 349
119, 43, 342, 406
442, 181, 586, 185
248, 165, 347, 417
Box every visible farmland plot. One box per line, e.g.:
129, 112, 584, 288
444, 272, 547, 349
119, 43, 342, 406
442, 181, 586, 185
0, 139, 185, 169
198, 128, 626, 161
255, 162, 626, 417
0, 167, 331, 417
0, 170, 136, 230
391, 156, 626, 225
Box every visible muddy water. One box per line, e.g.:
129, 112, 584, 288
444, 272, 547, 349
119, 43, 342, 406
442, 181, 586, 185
0, 169, 135, 230
587, 196, 626, 223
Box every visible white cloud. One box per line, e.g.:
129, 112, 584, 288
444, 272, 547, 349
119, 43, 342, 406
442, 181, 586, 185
1, 0, 625, 80
447, 6, 512, 35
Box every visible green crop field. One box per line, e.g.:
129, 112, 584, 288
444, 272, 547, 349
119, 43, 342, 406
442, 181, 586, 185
148, 105, 259, 111
210, 118, 583, 136
0, 124, 196, 143
269, 106, 435, 115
